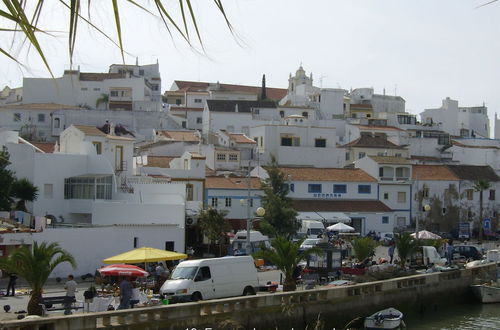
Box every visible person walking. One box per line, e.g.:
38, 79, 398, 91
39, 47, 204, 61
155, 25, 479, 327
155, 263, 165, 281
64, 275, 77, 315
388, 241, 395, 264
6, 272, 17, 296
118, 277, 133, 310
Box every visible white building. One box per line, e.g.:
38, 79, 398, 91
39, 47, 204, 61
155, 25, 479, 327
349, 88, 405, 114
341, 134, 409, 166
22, 62, 162, 112
448, 138, 500, 172
420, 97, 490, 138
0, 86, 23, 105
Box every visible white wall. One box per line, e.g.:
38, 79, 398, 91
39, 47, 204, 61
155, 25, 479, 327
287, 181, 377, 200
205, 188, 262, 219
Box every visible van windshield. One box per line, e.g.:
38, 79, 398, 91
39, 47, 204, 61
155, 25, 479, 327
308, 228, 323, 236
171, 266, 198, 280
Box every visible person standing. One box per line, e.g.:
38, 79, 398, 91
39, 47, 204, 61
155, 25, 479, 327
6, 272, 17, 296
64, 275, 77, 315
118, 277, 133, 310
155, 263, 165, 281
388, 241, 395, 264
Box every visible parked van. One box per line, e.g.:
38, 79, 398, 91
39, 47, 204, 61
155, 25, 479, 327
230, 230, 270, 255
160, 256, 259, 303
299, 220, 325, 238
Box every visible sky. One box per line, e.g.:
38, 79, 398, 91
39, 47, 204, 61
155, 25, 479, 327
1, 0, 499, 129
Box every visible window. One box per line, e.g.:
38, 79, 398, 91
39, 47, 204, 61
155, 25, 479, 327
290, 183, 295, 192
182, 121, 187, 128
384, 192, 389, 200
308, 184, 322, 193
81, 87, 88, 91
489, 190, 496, 201
315, 139, 326, 148
92, 141, 102, 155
54, 118, 60, 128
115, 146, 124, 171
13, 113, 21, 122
93, 88, 100, 91
176, 99, 182, 105
186, 184, 193, 201
466, 189, 474, 200
253, 108, 260, 115
196, 266, 211, 281
358, 152, 366, 159
397, 192, 406, 203
133, 237, 138, 248
281, 137, 300, 146
345, 152, 350, 161
260, 137, 263, 147
194, 98, 202, 103
382, 216, 389, 224
151, 85, 159, 91
44, 184, 53, 199
422, 186, 429, 198
249, 198, 254, 207
64, 176, 113, 200
229, 154, 238, 161
211, 197, 218, 207
379, 167, 384, 177
216, 153, 226, 161
139, 69, 144, 76
110, 91, 119, 97
302, 111, 308, 118
395, 153, 402, 157
38, 113, 45, 122
225, 198, 232, 207
196, 117, 202, 124
279, 111, 285, 118
358, 185, 371, 194
442, 208, 447, 215
333, 184, 347, 194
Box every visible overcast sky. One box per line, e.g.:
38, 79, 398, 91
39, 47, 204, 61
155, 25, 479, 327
1, 0, 499, 128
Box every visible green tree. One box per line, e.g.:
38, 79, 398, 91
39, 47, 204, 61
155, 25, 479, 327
0, 242, 76, 315
260, 74, 267, 100
1, 1, 233, 73
474, 180, 491, 241
198, 207, 229, 256
10, 178, 39, 212
95, 93, 109, 110
253, 236, 323, 292
351, 237, 378, 262
395, 232, 418, 269
259, 155, 299, 238
0, 148, 15, 210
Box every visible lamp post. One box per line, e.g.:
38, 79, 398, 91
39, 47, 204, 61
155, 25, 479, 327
245, 207, 265, 254
416, 204, 431, 239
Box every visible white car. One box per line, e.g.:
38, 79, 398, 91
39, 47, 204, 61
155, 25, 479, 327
299, 238, 321, 251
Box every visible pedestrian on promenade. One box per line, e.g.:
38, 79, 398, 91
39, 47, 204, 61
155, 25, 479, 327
388, 242, 395, 264
118, 277, 133, 310
446, 240, 454, 265
64, 274, 77, 315
155, 263, 165, 281
6, 272, 17, 296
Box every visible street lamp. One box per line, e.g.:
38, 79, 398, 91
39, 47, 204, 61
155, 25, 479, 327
245, 206, 265, 254
416, 204, 431, 239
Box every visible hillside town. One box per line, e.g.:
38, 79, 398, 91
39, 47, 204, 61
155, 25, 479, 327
0, 62, 498, 280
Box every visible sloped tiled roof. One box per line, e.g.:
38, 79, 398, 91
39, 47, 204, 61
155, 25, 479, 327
451, 140, 500, 150
446, 165, 500, 182
73, 125, 106, 136
205, 176, 262, 189
159, 130, 200, 142
292, 199, 392, 212
341, 135, 405, 149
144, 156, 175, 168
227, 133, 256, 144
0, 103, 81, 110
278, 167, 377, 182
412, 165, 459, 181
206, 100, 277, 113
170, 106, 204, 112
369, 156, 412, 164
350, 104, 373, 110
354, 124, 404, 131
79, 73, 125, 81
30, 142, 56, 153
172, 80, 287, 100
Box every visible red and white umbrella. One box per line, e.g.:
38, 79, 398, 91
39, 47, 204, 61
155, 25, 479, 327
98, 264, 149, 277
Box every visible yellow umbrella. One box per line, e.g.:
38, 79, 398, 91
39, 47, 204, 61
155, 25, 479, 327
102, 247, 188, 264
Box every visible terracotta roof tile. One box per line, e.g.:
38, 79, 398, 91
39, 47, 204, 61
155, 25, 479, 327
29, 142, 56, 153
206, 100, 276, 113
451, 140, 500, 150
79, 72, 125, 81
227, 133, 256, 144
350, 104, 373, 110
341, 135, 405, 149
446, 165, 500, 182
73, 125, 107, 136
292, 199, 392, 212
173, 80, 287, 100
159, 130, 201, 142
412, 165, 459, 181
278, 167, 377, 182
0, 103, 81, 110
205, 176, 261, 189
354, 124, 404, 131
369, 156, 412, 164
170, 106, 204, 112
144, 156, 175, 168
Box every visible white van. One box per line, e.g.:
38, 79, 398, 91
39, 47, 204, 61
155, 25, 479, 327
160, 256, 259, 302
299, 220, 325, 238
230, 230, 270, 255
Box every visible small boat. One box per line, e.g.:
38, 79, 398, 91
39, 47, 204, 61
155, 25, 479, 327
471, 284, 500, 303
364, 307, 404, 329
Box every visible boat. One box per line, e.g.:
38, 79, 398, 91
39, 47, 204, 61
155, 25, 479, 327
364, 307, 404, 329
471, 283, 500, 303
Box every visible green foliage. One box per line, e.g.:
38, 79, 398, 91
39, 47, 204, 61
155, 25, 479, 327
351, 237, 378, 262
0, 148, 15, 210
259, 155, 299, 238
416, 238, 446, 250
253, 236, 323, 291
10, 178, 39, 212
198, 207, 229, 253
95, 93, 109, 110
474, 179, 491, 241
0, 241, 76, 315
395, 232, 418, 269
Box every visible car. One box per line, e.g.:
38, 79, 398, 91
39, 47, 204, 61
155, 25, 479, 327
452, 245, 482, 261
379, 232, 395, 245
299, 238, 321, 251
438, 232, 454, 240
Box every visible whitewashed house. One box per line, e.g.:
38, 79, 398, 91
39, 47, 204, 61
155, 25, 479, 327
349, 88, 405, 115
341, 133, 409, 166
448, 138, 500, 172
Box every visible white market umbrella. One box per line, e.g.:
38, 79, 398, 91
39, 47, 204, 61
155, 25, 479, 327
326, 223, 355, 232
410, 230, 441, 239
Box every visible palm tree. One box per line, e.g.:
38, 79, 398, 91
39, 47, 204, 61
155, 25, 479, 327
197, 207, 229, 256
0, 242, 76, 315
474, 180, 491, 241
253, 236, 323, 292
95, 93, 109, 110
10, 178, 38, 212
394, 232, 418, 269
351, 237, 378, 262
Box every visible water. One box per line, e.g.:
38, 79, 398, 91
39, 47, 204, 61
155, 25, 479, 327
405, 303, 500, 330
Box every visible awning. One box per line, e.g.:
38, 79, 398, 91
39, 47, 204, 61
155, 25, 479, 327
297, 212, 351, 223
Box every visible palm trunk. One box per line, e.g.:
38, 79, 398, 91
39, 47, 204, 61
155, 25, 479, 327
479, 191, 484, 241
28, 290, 44, 315
283, 274, 296, 292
